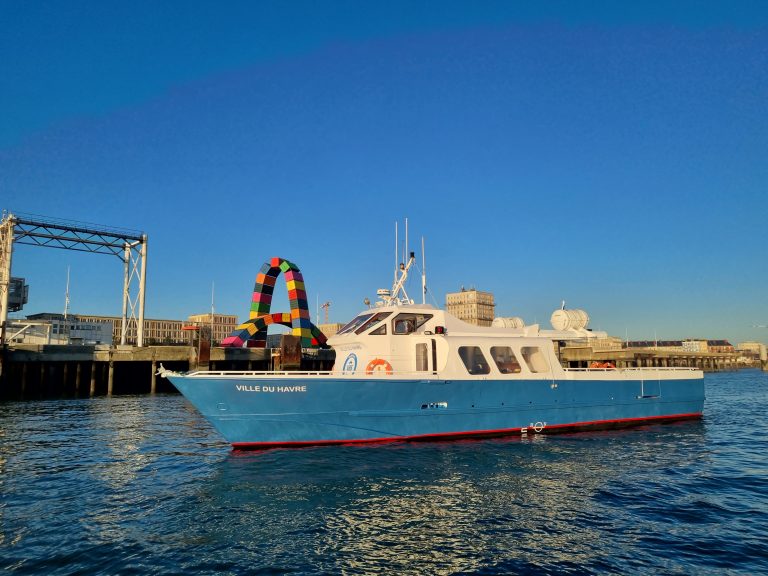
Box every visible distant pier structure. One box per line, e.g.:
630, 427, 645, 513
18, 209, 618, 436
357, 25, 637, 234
558, 341, 739, 371
0, 228, 341, 397
0, 343, 334, 399
0, 212, 148, 346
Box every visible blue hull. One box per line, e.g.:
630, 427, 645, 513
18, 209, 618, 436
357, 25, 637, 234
168, 374, 705, 448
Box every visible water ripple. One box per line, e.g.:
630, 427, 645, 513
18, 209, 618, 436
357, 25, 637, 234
1, 371, 767, 574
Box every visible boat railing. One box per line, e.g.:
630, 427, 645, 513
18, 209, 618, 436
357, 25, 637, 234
184, 366, 701, 378
185, 370, 507, 378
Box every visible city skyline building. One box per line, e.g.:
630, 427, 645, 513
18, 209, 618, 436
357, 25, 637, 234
75, 314, 187, 345
15, 312, 239, 346
13, 312, 112, 345
445, 287, 495, 327
186, 313, 239, 345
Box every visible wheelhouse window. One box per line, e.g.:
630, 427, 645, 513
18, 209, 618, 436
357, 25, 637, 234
521, 346, 550, 373
355, 312, 392, 334
392, 313, 433, 335
337, 313, 373, 335
490, 346, 521, 374
458, 346, 491, 375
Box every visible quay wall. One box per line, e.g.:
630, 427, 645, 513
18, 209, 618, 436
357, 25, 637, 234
0, 345, 335, 399
0, 341, 745, 400
558, 345, 739, 372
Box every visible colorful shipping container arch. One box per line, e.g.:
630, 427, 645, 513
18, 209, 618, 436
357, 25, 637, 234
221, 257, 328, 348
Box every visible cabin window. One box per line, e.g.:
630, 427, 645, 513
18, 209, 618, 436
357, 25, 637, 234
394, 318, 414, 335
370, 324, 387, 335
355, 312, 392, 334
416, 343, 428, 371
458, 346, 491, 375
490, 346, 522, 374
521, 346, 550, 373
337, 314, 373, 335
392, 313, 433, 335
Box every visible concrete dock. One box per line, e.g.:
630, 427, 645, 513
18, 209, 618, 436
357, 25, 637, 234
0, 338, 745, 400
558, 343, 738, 371
0, 344, 335, 399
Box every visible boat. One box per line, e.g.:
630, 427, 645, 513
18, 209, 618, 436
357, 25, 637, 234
161, 247, 704, 449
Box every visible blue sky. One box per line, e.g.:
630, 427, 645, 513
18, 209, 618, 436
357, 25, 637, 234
2, 1, 767, 344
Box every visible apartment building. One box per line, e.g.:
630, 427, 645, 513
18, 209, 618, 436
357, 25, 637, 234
445, 287, 495, 327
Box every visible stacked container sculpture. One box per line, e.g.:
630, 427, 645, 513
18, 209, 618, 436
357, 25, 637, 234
221, 257, 327, 348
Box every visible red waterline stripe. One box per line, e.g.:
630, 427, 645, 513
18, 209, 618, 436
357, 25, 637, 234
231, 412, 703, 450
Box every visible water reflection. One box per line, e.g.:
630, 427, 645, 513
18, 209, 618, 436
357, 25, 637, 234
184, 423, 710, 574
0, 394, 226, 568
2, 373, 767, 575
77, 396, 227, 548
87, 396, 153, 490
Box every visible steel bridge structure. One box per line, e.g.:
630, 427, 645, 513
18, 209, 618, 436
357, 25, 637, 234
0, 211, 148, 346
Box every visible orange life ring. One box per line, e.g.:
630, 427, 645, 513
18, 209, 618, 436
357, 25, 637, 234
365, 358, 393, 375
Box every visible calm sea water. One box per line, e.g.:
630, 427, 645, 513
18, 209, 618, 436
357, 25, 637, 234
1, 370, 767, 575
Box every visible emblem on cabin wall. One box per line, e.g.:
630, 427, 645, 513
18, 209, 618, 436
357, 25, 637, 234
342, 353, 358, 374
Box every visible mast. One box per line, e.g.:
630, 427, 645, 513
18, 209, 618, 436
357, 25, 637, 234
379, 219, 418, 306
389, 251, 415, 305
421, 237, 426, 305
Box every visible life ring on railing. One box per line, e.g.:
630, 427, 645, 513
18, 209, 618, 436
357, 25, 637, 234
365, 358, 393, 375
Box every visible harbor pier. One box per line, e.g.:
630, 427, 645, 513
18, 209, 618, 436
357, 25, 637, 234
559, 344, 738, 371
0, 343, 335, 399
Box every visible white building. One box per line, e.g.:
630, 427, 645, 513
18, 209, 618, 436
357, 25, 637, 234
682, 339, 708, 353
12, 313, 113, 345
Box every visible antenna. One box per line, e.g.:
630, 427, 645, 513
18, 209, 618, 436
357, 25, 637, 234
421, 236, 426, 305
394, 221, 398, 285
405, 217, 409, 267
211, 280, 215, 342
